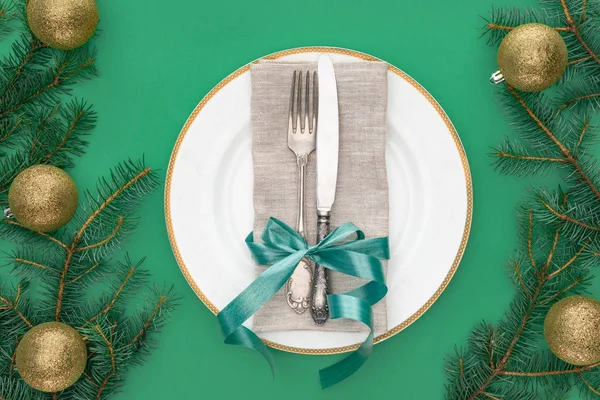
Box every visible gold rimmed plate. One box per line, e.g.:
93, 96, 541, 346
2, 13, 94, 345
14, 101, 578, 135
165, 47, 472, 354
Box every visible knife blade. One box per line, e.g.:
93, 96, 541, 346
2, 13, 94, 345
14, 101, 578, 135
311, 54, 339, 325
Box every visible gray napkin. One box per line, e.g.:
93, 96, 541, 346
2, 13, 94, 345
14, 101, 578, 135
251, 60, 389, 334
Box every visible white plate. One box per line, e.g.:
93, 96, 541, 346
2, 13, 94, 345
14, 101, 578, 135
165, 47, 472, 354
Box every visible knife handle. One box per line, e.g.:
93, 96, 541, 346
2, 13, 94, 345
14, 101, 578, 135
311, 212, 330, 325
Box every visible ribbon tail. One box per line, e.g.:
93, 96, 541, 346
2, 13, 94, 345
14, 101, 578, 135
225, 325, 275, 378
319, 293, 375, 389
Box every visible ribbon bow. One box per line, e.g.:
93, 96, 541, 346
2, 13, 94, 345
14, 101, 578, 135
217, 217, 389, 389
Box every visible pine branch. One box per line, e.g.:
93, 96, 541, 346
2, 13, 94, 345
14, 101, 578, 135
482, 6, 563, 47
0, 0, 15, 41
0, 376, 43, 400
0, 100, 95, 200
1, 219, 69, 250
0, 44, 97, 119
127, 285, 177, 358
556, 76, 600, 113
79, 262, 145, 328
495, 86, 600, 214
51, 160, 158, 321
0, 285, 33, 329
493, 138, 569, 176
561, 0, 600, 66
446, 209, 597, 399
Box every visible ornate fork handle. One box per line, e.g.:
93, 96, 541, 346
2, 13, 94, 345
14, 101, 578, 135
311, 212, 330, 324
285, 154, 313, 313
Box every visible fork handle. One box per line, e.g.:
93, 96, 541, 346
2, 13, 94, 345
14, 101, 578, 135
296, 154, 308, 237
285, 154, 313, 313
311, 212, 330, 325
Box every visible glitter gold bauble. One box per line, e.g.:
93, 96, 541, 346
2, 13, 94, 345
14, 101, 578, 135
497, 23, 568, 92
544, 296, 600, 365
8, 165, 78, 232
15, 322, 87, 392
27, 0, 99, 50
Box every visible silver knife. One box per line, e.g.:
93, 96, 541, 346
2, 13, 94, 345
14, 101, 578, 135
311, 54, 339, 325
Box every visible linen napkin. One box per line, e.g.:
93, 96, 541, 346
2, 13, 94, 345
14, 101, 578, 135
251, 60, 389, 334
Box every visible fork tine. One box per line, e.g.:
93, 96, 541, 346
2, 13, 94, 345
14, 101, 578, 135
311, 71, 317, 134
304, 71, 310, 134
289, 71, 297, 133
297, 71, 303, 133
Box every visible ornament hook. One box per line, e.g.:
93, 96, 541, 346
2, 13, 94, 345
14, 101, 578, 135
490, 70, 505, 85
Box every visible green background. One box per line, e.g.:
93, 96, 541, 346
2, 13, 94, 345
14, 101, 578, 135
2, 0, 595, 398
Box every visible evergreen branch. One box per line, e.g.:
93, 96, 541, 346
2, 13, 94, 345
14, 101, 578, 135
540, 199, 600, 230
555, 76, 600, 115
493, 138, 568, 176
8, 338, 17, 374
80, 266, 137, 328
2, 220, 69, 251
496, 152, 568, 163
0, 1, 15, 41
14, 257, 54, 273
560, 0, 600, 66
483, 393, 502, 400
579, 372, 600, 396
94, 325, 115, 373
486, 23, 569, 31
75, 216, 124, 252
0, 114, 21, 142
75, 167, 151, 244
55, 249, 74, 321
513, 262, 530, 297
67, 263, 100, 285
459, 212, 592, 399
502, 360, 600, 377
546, 242, 587, 279
39, 106, 85, 164
0, 46, 97, 120
558, 92, 600, 112
528, 212, 537, 271
56, 162, 156, 320
28, 103, 61, 161
1, 38, 48, 103
0, 290, 32, 328
93, 325, 116, 400
569, 56, 591, 64
0, 376, 41, 400
130, 295, 167, 347
82, 371, 99, 388
481, 7, 560, 47
507, 85, 600, 202
576, 119, 591, 153
539, 277, 585, 304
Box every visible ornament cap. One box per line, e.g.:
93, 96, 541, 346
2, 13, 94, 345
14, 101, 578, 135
490, 70, 505, 85
3, 207, 12, 218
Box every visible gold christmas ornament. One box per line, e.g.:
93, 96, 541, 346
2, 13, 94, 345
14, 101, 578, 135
491, 23, 568, 92
15, 322, 87, 392
8, 165, 78, 232
544, 295, 600, 365
26, 0, 99, 50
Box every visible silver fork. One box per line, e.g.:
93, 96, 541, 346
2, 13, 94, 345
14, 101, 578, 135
285, 70, 317, 314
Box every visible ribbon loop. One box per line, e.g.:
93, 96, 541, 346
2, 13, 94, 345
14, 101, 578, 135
217, 217, 390, 389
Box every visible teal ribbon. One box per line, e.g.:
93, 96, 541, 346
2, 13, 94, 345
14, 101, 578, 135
217, 217, 389, 389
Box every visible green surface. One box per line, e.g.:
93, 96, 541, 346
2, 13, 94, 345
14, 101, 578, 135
2, 0, 596, 398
